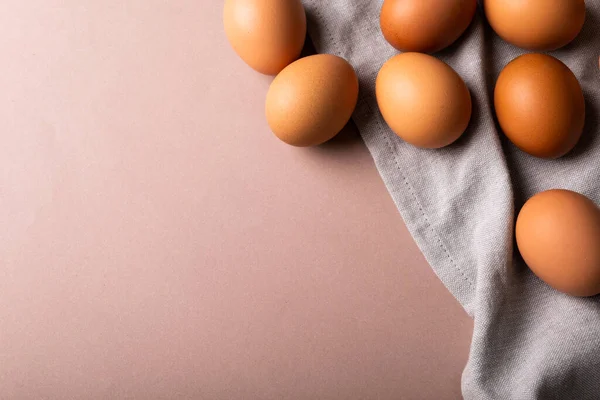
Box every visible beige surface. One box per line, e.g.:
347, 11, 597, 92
0, 1, 472, 399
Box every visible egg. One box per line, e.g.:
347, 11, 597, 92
484, 0, 586, 51
376, 53, 472, 149
494, 54, 585, 159
516, 190, 600, 297
380, 0, 477, 53
265, 54, 359, 147
223, 0, 306, 75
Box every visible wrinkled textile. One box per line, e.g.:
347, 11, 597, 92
303, 1, 600, 398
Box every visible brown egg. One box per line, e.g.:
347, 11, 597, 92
494, 54, 585, 159
223, 0, 306, 75
376, 53, 472, 149
380, 0, 477, 53
516, 190, 600, 297
484, 0, 586, 51
266, 54, 359, 147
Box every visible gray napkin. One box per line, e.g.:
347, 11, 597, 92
302, 1, 600, 398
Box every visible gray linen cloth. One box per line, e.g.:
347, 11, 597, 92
302, 1, 600, 398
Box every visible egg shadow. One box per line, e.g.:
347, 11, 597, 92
300, 33, 317, 58
302, 7, 326, 56
561, 91, 599, 160
303, 120, 368, 169
316, 120, 363, 152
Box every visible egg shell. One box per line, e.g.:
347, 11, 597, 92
484, 0, 586, 51
380, 0, 477, 53
516, 190, 600, 297
376, 53, 472, 149
494, 54, 585, 159
223, 0, 306, 75
265, 54, 359, 147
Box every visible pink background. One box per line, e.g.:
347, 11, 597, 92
0, 1, 472, 398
